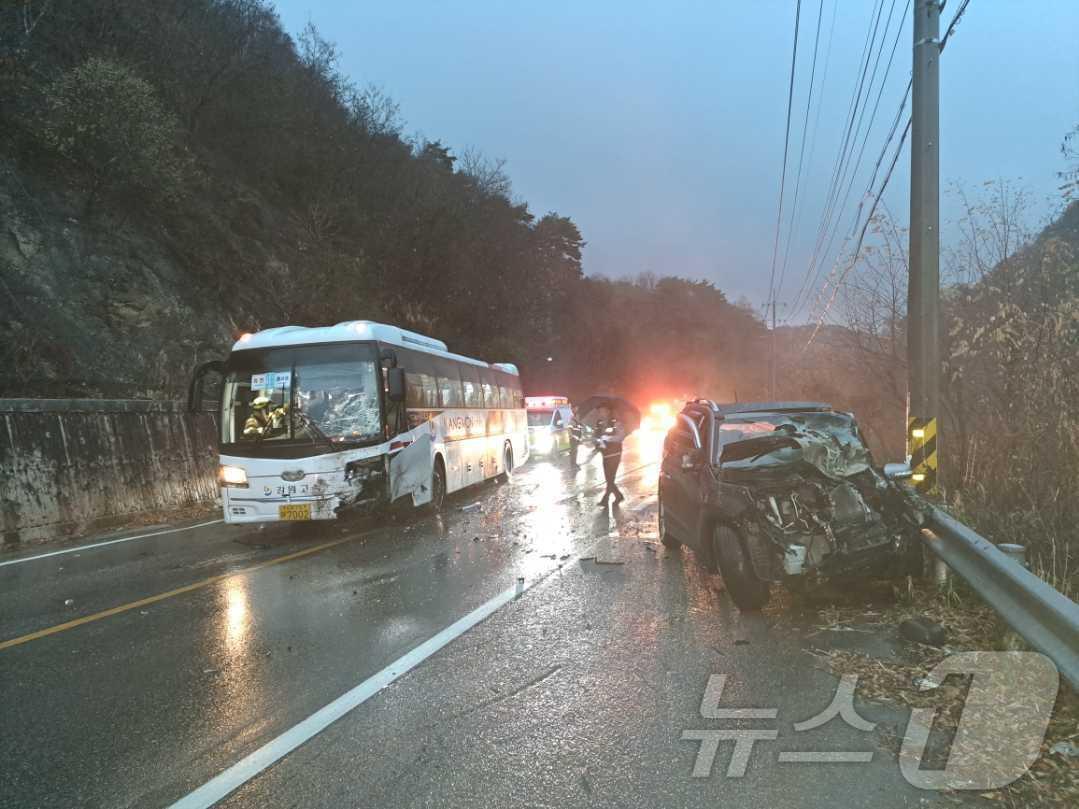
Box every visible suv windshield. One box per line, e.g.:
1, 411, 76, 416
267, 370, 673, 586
715, 411, 871, 473
222, 343, 383, 448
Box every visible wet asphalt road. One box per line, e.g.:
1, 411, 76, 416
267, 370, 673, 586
1, 436, 928, 809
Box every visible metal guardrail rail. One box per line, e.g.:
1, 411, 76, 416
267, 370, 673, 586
922, 505, 1079, 691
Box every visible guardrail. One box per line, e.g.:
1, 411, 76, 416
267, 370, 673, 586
922, 505, 1079, 691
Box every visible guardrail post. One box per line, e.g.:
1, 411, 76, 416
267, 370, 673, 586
933, 555, 949, 589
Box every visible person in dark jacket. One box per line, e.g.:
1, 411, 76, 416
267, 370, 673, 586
593, 403, 626, 507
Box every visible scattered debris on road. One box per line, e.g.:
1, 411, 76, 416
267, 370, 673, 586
1050, 741, 1079, 758
898, 616, 947, 646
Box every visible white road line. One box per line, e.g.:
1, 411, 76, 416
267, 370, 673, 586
171, 494, 657, 809
0, 519, 224, 569
168, 584, 518, 809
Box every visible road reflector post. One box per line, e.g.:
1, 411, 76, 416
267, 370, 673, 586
907, 416, 938, 494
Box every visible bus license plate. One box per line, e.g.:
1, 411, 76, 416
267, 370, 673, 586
279, 504, 311, 521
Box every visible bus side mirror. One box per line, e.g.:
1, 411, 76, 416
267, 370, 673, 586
387, 367, 406, 402
188, 360, 224, 413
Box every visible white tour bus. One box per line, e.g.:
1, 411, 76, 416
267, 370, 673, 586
188, 321, 528, 523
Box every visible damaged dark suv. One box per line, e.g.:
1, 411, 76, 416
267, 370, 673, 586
658, 400, 924, 609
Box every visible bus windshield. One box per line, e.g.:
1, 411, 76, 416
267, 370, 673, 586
222, 343, 383, 447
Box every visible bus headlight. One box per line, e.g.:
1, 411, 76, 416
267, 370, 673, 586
219, 465, 249, 488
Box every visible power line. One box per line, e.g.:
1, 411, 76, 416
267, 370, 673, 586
941, 0, 972, 49
775, 0, 826, 304
802, 116, 912, 351
786, 0, 887, 319
796, 77, 910, 324
791, 0, 910, 322
766, 0, 804, 312
785, 0, 893, 323
782, 0, 839, 318
835, 0, 909, 241
801, 0, 975, 342
806, 0, 904, 315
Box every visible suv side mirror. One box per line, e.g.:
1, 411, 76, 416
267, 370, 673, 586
883, 462, 913, 480
387, 367, 406, 402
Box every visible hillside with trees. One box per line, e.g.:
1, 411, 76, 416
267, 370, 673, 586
779, 185, 1079, 590
3, 1, 1076, 586
0, 0, 766, 399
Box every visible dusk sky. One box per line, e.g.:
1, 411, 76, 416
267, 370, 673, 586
272, 0, 1079, 320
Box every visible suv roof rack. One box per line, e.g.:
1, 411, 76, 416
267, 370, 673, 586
687, 398, 720, 411
714, 401, 833, 416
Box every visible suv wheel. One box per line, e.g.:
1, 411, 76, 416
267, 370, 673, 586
712, 524, 770, 610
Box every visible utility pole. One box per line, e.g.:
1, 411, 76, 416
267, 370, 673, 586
907, 0, 941, 492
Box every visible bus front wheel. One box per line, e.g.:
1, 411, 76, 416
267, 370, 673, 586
429, 457, 447, 512
498, 443, 514, 483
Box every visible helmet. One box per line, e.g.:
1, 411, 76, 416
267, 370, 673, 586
251, 395, 272, 410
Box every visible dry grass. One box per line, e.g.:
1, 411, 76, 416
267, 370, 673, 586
805, 582, 1078, 808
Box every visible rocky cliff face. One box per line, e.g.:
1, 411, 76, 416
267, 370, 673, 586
0, 160, 299, 398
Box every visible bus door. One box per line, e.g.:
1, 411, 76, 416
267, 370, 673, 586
389, 432, 434, 505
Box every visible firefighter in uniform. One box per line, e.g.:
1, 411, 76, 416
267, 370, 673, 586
568, 405, 584, 469
593, 403, 626, 507
243, 395, 288, 437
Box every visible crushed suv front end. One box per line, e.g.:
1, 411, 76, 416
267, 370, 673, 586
684, 405, 926, 607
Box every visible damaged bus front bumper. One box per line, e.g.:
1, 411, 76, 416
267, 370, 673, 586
218, 454, 389, 524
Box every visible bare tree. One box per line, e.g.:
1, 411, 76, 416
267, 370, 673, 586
348, 83, 402, 138
459, 148, 511, 199
837, 204, 909, 404
1061, 124, 1078, 202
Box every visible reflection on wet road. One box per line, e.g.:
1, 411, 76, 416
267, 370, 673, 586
0, 436, 923, 809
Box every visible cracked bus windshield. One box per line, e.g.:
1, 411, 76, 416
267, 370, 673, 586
222, 344, 382, 446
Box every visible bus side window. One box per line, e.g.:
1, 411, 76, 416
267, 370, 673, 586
437, 375, 462, 408
421, 374, 438, 407
460, 365, 483, 408
479, 368, 497, 410
396, 347, 427, 411
498, 385, 511, 409
432, 358, 463, 409
405, 373, 424, 409
406, 372, 437, 409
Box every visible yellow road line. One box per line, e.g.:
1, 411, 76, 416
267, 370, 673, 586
0, 535, 356, 653
2, 460, 660, 653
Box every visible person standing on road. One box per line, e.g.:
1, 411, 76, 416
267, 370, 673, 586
568, 405, 583, 469
593, 403, 625, 507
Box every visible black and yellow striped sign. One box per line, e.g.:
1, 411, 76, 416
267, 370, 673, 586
908, 416, 938, 493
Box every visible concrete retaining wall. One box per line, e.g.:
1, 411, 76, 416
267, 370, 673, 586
0, 399, 219, 546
